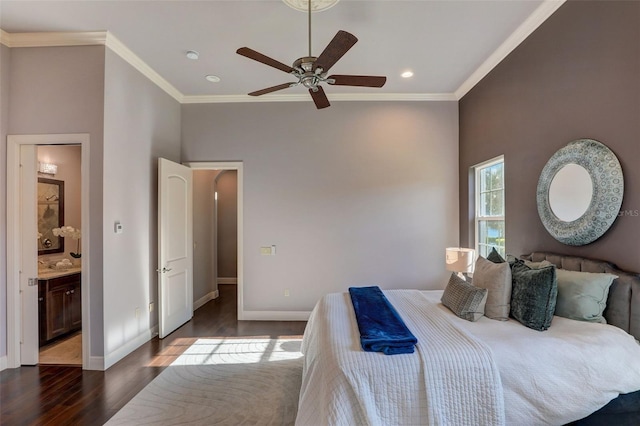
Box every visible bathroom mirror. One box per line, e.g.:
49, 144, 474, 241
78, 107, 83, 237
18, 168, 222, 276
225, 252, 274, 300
537, 139, 623, 246
38, 178, 65, 255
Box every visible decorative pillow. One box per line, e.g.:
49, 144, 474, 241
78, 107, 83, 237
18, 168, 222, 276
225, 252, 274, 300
441, 273, 488, 322
473, 256, 512, 321
486, 247, 505, 263
510, 260, 558, 331
555, 269, 617, 323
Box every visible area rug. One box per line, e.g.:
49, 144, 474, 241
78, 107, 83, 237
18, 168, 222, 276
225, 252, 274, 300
106, 337, 304, 426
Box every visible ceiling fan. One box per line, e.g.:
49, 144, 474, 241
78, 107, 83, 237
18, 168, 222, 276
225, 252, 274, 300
236, 0, 386, 109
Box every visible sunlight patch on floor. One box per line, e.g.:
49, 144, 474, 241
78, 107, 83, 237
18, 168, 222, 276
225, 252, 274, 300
147, 337, 303, 367
171, 338, 303, 366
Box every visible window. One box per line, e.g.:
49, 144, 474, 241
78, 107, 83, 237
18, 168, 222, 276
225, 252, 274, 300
474, 156, 505, 258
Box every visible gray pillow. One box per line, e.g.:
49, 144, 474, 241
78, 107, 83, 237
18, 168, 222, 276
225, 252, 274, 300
441, 273, 488, 322
555, 269, 617, 323
486, 247, 505, 263
510, 260, 558, 331
473, 256, 512, 321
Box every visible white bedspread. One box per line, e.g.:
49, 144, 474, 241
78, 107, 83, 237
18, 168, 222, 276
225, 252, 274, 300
296, 290, 504, 426
297, 289, 640, 426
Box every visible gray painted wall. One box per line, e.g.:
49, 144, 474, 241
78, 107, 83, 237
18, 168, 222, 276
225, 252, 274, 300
459, 0, 640, 272
182, 101, 460, 312
0, 44, 10, 361
1, 44, 180, 368
217, 170, 237, 279
6, 45, 106, 359
102, 48, 181, 368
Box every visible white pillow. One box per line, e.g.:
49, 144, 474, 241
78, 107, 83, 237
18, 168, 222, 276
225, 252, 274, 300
473, 256, 512, 321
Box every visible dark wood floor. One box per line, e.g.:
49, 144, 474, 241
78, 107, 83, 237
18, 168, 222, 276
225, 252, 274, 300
0, 285, 307, 425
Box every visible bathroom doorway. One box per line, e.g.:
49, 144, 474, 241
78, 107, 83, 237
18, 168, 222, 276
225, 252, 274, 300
6, 133, 90, 369
36, 145, 83, 366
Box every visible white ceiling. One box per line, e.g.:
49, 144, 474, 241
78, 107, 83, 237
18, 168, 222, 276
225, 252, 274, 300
0, 1, 562, 101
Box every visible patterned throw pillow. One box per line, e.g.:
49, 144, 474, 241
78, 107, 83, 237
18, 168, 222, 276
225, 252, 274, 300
510, 259, 558, 331
473, 256, 512, 321
441, 273, 488, 322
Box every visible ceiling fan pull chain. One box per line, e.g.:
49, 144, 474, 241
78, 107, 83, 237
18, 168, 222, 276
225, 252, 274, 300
308, 0, 312, 57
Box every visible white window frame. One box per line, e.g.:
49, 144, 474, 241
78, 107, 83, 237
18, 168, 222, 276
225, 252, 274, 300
474, 155, 505, 258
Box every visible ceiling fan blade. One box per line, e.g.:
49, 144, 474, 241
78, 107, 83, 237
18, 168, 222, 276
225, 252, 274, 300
309, 86, 330, 109
313, 30, 358, 73
236, 47, 295, 74
248, 83, 296, 96
328, 75, 387, 88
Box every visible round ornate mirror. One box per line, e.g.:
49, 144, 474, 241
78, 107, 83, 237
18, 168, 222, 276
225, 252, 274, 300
537, 139, 623, 246
548, 163, 593, 222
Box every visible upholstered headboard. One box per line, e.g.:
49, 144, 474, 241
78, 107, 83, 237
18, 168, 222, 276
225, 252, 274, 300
523, 252, 640, 341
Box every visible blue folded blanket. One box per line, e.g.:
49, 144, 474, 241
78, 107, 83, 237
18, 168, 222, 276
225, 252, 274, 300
348, 286, 418, 355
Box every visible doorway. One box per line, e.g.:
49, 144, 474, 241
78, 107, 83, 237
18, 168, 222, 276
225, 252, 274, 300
6, 133, 90, 369
186, 162, 244, 319
36, 145, 83, 365
215, 170, 238, 286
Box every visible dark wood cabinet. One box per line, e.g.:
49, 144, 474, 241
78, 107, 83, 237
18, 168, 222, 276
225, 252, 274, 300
38, 272, 81, 346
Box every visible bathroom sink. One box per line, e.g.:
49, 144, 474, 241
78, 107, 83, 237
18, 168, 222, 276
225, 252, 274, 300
38, 266, 82, 279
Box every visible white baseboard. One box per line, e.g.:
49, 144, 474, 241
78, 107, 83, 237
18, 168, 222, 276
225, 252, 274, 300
239, 310, 311, 321
217, 277, 237, 285
0, 355, 7, 372
85, 356, 105, 371
194, 290, 219, 310
149, 324, 159, 339
103, 327, 156, 370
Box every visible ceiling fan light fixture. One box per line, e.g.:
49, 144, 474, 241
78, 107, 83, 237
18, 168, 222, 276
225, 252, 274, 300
237, 2, 385, 109
282, 0, 339, 13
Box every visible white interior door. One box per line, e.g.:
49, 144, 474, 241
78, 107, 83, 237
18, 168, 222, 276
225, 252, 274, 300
20, 145, 39, 365
158, 158, 193, 339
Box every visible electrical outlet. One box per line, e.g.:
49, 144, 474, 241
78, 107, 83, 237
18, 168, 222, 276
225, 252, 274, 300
284, 289, 290, 297
149, 302, 154, 312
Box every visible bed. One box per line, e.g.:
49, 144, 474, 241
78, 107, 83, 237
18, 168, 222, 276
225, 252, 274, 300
296, 252, 640, 425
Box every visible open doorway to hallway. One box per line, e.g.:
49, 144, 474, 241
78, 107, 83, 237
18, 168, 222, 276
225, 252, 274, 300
192, 169, 238, 312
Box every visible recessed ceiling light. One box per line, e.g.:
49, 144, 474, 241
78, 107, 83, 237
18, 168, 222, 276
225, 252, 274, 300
401, 71, 414, 78
186, 50, 199, 60
205, 75, 221, 83
282, 0, 339, 12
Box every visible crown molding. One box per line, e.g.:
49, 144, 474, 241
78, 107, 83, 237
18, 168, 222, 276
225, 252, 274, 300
3, 0, 564, 106
182, 92, 456, 104
0, 29, 12, 47
104, 33, 183, 102
454, 0, 566, 100
0, 30, 107, 48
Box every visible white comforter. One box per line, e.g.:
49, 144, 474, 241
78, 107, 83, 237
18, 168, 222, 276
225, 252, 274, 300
296, 289, 640, 426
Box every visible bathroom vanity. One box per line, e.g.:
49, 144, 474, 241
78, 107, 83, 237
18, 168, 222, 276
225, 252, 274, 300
38, 267, 81, 346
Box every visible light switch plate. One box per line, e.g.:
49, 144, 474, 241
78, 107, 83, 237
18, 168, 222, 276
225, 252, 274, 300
260, 246, 272, 255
